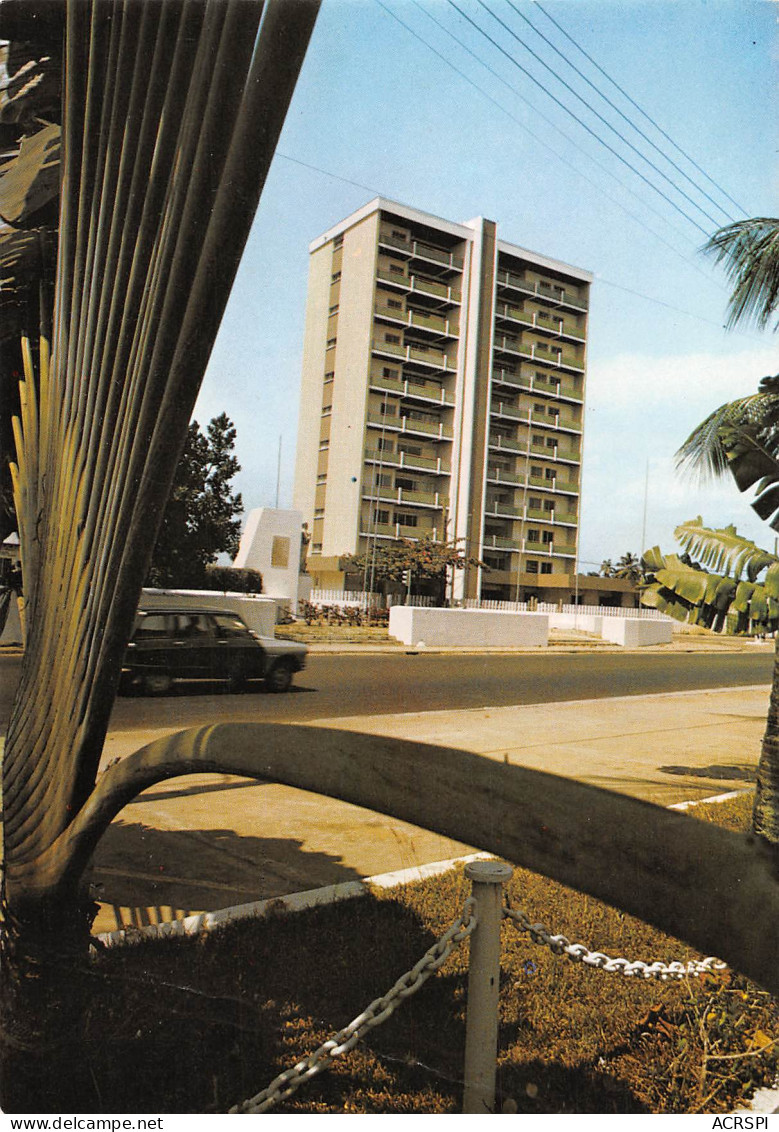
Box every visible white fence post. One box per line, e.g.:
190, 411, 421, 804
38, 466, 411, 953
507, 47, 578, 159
462, 859, 514, 1114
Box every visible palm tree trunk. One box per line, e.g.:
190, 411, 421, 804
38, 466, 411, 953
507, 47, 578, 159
753, 634, 779, 845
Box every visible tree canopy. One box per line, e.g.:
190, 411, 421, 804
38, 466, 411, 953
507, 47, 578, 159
147, 414, 243, 589
341, 535, 483, 601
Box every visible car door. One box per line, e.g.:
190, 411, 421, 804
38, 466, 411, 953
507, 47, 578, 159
172, 612, 218, 680
211, 612, 266, 681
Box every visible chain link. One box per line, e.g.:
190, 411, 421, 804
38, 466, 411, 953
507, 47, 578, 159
503, 902, 727, 979
229, 897, 477, 1114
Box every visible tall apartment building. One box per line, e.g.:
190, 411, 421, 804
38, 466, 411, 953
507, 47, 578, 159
293, 198, 591, 602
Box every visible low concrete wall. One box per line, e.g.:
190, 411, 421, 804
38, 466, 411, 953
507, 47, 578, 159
389, 606, 549, 648
601, 617, 673, 647
140, 588, 278, 637
548, 612, 604, 634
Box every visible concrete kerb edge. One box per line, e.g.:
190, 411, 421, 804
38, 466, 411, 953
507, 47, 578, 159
95, 783, 754, 950
94, 851, 495, 949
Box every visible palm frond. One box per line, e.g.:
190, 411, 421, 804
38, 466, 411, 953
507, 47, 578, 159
674, 517, 778, 580
702, 218, 779, 331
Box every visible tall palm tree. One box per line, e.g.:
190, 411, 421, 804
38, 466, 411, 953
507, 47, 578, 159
678, 217, 779, 847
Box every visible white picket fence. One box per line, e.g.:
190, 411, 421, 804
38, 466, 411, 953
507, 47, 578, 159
462, 598, 671, 621
309, 589, 436, 609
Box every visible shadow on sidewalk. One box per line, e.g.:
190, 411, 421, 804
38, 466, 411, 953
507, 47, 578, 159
90, 819, 367, 931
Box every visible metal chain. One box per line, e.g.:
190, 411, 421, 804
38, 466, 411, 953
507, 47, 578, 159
229, 897, 477, 1114
503, 902, 727, 979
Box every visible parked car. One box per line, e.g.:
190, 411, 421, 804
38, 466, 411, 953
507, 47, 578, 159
120, 607, 307, 695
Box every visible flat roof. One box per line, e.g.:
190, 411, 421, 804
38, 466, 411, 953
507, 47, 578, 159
309, 196, 592, 283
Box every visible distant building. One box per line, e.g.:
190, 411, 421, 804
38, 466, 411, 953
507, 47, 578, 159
293, 198, 592, 602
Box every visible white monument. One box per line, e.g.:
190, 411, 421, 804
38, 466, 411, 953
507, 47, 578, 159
234, 508, 304, 611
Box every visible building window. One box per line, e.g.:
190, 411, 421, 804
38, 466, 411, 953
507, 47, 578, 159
385, 333, 401, 344
388, 298, 403, 310
319, 440, 329, 451
333, 235, 343, 248
396, 477, 416, 490
526, 560, 539, 573
326, 337, 336, 349
329, 304, 339, 315
543, 500, 554, 512
377, 437, 394, 452
379, 402, 396, 416
389, 264, 404, 276
316, 473, 327, 484
548, 407, 559, 418
321, 406, 332, 417
313, 508, 324, 519
382, 366, 400, 379
373, 508, 389, 525
374, 472, 392, 487
544, 468, 556, 481
398, 442, 422, 456
542, 531, 553, 543
534, 403, 545, 413
531, 465, 542, 477
324, 370, 335, 383
312, 543, 322, 553
396, 513, 418, 527
527, 530, 540, 543
391, 228, 408, 240
331, 271, 341, 282
545, 438, 557, 449
528, 497, 541, 509
540, 562, 553, 574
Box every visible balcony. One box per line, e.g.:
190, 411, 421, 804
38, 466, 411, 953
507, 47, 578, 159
378, 230, 411, 254
485, 501, 523, 518
370, 373, 454, 406
409, 274, 461, 304
487, 467, 524, 486
363, 485, 448, 509
367, 412, 453, 441
496, 268, 589, 312
361, 522, 440, 541
407, 309, 457, 337
483, 534, 523, 551
409, 240, 464, 271
489, 433, 525, 455
372, 339, 451, 371
364, 447, 446, 473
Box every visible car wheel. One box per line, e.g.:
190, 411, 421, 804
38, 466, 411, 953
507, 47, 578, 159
141, 672, 173, 696
265, 661, 293, 693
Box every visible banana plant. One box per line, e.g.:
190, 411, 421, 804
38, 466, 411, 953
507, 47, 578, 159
642, 520, 779, 634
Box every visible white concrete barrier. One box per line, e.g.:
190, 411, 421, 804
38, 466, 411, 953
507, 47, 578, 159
548, 612, 604, 634
139, 588, 278, 637
600, 617, 673, 647
389, 606, 549, 648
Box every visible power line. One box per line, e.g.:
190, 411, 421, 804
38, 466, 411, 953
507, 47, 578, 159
535, 2, 749, 218
379, 0, 710, 280
273, 150, 742, 334
505, 0, 737, 225
410, 0, 696, 253
459, 0, 711, 236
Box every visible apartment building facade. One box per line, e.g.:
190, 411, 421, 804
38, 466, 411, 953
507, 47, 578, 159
293, 198, 592, 602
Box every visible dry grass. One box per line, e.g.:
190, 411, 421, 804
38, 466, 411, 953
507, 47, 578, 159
275, 623, 394, 645
10, 792, 776, 1115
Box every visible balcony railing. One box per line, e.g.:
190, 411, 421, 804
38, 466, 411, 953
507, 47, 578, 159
496, 269, 589, 312
364, 447, 445, 473
363, 485, 448, 509
367, 412, 453, 440
372, 339, 450, 370
371, 374, 454, 405
410, 240, 464, 270
409, 274, 461, 304
361, 522, 440, 540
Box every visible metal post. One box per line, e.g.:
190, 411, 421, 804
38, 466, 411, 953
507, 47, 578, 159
462, 859, 514, 1114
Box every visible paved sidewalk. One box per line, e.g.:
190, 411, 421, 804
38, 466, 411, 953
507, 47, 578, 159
90, 682, 770, 934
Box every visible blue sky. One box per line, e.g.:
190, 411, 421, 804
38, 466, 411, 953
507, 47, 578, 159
195, 0, 779, 572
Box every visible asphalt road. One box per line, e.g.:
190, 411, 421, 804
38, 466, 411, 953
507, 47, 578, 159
0, 649, 774, 736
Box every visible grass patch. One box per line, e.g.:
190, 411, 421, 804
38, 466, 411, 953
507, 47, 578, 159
276, 623, 394, 645
7, 792, 776, 1115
